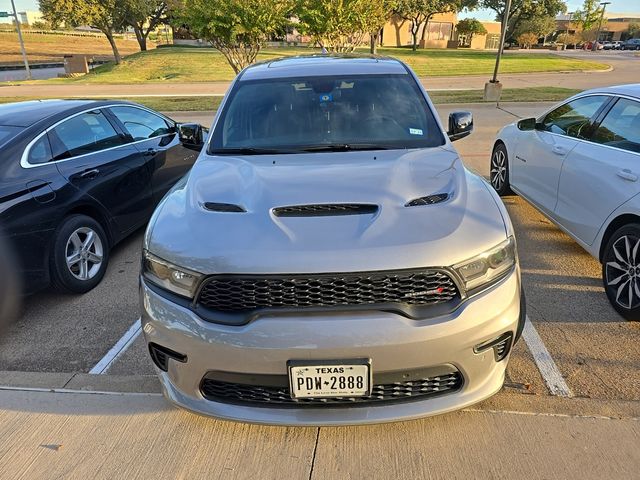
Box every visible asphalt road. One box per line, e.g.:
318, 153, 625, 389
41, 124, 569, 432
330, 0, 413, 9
1, 101, 639, 407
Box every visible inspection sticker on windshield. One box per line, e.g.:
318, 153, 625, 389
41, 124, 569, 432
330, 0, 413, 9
409, 128, 423, 135
288, 359, 371, 398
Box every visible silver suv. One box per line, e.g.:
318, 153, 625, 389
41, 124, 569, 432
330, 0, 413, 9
140, 56, 524, 425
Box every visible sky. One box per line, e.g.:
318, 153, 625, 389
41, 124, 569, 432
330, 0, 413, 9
1, 0, 639, 24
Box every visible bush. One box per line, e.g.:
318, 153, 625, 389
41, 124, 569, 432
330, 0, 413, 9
517, 32, 539, 49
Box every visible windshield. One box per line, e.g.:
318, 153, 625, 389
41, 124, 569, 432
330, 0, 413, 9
0, 125, 23, 145
209, 74, 444, 154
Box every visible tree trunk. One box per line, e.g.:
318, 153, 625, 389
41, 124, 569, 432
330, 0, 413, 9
370, 33, 377, 54
103, 29, 122, 65
411, 22, 419, 51
133, 25, 147, 51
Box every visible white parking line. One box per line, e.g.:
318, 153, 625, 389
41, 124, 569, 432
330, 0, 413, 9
521, 316, 573, 397
88, 319, 142, 375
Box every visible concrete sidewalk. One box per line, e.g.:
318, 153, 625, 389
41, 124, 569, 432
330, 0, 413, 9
0, 387, 638, 479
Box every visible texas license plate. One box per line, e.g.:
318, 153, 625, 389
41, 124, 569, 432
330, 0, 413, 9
288, 360, 371, 399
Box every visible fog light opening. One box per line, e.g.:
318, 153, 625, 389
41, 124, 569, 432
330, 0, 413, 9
473, 332, 513, 362
149, 343, 187, 372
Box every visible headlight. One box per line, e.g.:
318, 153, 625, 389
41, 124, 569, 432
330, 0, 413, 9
453, 237, 516, 292
142, 250, 203, 298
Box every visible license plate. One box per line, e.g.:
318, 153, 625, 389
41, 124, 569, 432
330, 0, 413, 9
288, 360, 371, 399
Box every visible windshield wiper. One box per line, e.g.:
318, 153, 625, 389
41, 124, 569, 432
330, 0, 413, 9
210, 147, 299, 155
298, 143, 400, 152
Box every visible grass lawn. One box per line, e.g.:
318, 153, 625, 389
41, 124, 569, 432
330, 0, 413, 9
0, 31, 151, 65
0, 87, 580, 111
24, 45, 608, 84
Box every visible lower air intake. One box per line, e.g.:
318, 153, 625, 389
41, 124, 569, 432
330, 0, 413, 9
200, 372, 463, 408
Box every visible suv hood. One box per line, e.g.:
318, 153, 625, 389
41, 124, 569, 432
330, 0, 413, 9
146, 148, 507, 274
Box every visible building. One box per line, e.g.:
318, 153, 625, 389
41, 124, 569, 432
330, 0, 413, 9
556, 12, 640, 41
381, 13, 458, 49
464, 21, 502, 50
17, 10, 44, 26
380, 14, 502, 50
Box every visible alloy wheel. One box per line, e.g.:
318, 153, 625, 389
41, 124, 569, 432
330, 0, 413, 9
490, 148, 507, 190
605, 235, 640, 310
65, 227, 104, 281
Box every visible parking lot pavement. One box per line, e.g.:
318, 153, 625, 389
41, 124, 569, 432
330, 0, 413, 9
1, 102, 638, 414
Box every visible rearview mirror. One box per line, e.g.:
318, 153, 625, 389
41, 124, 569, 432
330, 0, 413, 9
447, 111, 473, 142
517, 117, 537, 131
178, 123, 204, 149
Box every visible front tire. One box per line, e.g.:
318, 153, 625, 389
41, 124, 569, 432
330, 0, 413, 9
51, 215, 110, 294
490, 143, 512, 196
602, 224, 640, 321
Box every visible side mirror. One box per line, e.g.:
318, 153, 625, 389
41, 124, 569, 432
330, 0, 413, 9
178, 123, 204, 148
517, 117, 537, 131
448, 111, 473, 142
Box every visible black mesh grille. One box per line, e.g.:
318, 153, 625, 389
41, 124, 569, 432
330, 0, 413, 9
273, 203, 378, 217
196, 270, 459, 313
200, 372, 463, 407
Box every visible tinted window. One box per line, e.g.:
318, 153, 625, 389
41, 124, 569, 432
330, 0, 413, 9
211, 74, 444, 152
542, 95, 608, 139
591, 98, 640, 154
0, 125, 23, 145
109, 106, 173, 141
50, 110, 124, 160
27, 135, 53, 165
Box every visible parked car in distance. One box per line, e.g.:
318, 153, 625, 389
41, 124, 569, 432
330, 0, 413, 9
140, 55, 524, 425
601, 41, 613, 50
622, 38, 640, 50
612, 41, 624, 50
490, 84, 640, 320
0, 100, 205, 294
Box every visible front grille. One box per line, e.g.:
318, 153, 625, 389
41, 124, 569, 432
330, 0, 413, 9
200, 372, 463, 407
196, 270, 459, 313
272, 203, 378, 217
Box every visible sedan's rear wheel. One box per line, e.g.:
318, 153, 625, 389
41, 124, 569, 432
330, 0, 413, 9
490, 143, 512, 196
602, 224, 640, 321
51, 215, 110, 293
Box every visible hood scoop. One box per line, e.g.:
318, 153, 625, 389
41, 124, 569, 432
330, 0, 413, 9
203, 202, 246, 213
405, 193, 450, 207
273, 203, 378, 217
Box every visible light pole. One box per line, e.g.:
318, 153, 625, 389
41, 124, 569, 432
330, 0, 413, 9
491, 0, 512, 83
10, 0, 31, 79
593, 1, 611, 51
484, 0, 512, 101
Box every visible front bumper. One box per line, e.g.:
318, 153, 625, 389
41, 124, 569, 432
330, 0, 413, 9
140, 268, 522, 426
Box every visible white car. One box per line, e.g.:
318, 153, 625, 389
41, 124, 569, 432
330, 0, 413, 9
491, 84, 640, 320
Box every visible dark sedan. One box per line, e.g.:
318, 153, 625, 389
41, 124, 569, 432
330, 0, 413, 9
0, 100, 204, 294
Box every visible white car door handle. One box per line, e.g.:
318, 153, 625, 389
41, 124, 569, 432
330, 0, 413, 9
617, 169, 638, 182
552, 145, 567, 155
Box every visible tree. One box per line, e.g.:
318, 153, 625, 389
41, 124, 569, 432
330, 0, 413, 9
480, 0, 565, 42
572, 0, 603, 32
517, 32, 538, 48
170, 0, 292, 74
513, 15, 557, 42
456, 17, 486, 46
295, 0, 388, 53
368, 0, 398, 54
556, 32, 577, 49
122, 0, 167, 51
40, 0, 126, 64
396, 0, 477, 51
629, 22, 640, 39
